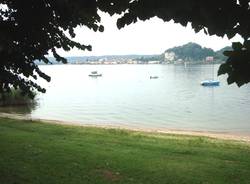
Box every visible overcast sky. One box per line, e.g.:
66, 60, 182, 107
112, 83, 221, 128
57, 12, 242, 57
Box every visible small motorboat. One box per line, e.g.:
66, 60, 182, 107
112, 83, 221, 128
150, 76, 159, 79
201, 80, 220, 86
89, 71, 102, 77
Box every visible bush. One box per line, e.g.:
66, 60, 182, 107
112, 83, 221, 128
0, 89, 37, 106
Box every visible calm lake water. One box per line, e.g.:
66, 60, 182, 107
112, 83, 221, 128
3, 64, 250, 134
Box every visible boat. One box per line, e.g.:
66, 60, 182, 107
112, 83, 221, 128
89, 71, 102, 77
201, 59, 220, 86
201, 80, 220, 86
150, 76, 159, 79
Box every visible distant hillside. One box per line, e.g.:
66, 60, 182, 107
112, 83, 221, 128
36, 55, 160, 65
165, 42, 215, 61
164, 42, 232, 63
134, 55, 164, 62
34, 43, 232, 65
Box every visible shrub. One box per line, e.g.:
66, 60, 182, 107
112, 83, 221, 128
0, 89, 37, 106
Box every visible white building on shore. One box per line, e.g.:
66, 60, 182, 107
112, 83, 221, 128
164, 52, 175, 63
205, 56, 214, 62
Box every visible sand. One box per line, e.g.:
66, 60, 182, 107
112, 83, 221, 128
1, 112, 250, 143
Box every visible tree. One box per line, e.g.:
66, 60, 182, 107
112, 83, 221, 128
0, 0, 103, 97
1, 0, 250, 97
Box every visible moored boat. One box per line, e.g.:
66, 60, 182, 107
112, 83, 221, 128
89, 71, 102, 77
150, 76, 159, 79
201, 58, 219, 87
201, 80, 220, 86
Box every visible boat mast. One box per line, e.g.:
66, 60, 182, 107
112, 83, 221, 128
212, 59, 214, 80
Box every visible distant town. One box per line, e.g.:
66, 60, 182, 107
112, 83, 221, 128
41, 42, 232, 65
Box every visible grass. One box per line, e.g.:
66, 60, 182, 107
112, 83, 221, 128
0, 118, 250, 184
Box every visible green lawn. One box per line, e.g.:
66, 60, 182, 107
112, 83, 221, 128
0, 118, 250, 184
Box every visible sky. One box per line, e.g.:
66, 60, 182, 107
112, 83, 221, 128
57, 12, 242, 57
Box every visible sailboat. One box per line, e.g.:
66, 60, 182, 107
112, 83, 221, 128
201, 58, 220, 86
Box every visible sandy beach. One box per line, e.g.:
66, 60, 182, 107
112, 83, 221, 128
1, 112, 250, 143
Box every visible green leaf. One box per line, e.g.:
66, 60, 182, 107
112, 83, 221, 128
226, 30, 236, 39
227, 75, 235, 85
218, 63, 230, 76
99, 25, 104, 32
223, 50, 233, 57
243, 40, 250, 49
232, 42, 243, 51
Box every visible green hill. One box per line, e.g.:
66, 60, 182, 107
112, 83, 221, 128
164, 42, 232, 63
165, 42, 215, 61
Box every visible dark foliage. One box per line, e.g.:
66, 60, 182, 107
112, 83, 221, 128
218, 41, 250, 86
1, 0, 250, 96
0, 0, 102, 96
215, 46, 233, 61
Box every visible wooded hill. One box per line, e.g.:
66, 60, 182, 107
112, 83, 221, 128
165, 42, 232, 62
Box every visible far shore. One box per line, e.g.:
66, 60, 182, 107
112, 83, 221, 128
1, 112, 250, 143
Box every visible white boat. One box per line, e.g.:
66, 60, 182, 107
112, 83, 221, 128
201, 80, 220, 86
89, 71, 102, 77
150, 76, 159, 79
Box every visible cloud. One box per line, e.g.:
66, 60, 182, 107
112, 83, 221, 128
56, 12, 242, 57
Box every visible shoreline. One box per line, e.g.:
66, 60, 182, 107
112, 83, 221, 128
1, 112, 250, 142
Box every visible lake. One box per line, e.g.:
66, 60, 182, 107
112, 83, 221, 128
2, 64, 250, 134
